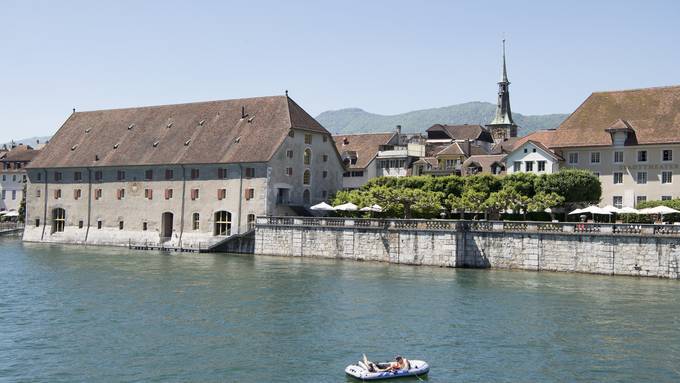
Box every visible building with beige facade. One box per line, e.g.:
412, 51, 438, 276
549, 85, 680, 208
23, 95, 343, 249
1, 144, 40, 213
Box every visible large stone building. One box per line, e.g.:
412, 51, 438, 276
550, 85, 680, 208
23, 95, 343, 248
1, 144, 40, 213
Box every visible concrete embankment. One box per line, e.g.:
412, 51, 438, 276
255, 217, 680, 279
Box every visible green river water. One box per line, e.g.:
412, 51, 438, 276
1, 237, 679, 382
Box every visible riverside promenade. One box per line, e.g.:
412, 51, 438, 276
255, 217, 680, 279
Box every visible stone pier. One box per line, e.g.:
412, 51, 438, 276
255, 217, 680, 279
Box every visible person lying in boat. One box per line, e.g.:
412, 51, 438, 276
388, 355, 410, 371
362, 354, 410, 372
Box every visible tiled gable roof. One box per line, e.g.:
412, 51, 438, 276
333, 132, 396, 169
427, 124, 494, 142
2, 146, 40, 162
551, 85, 680, 148
462, 154, 506, 173
436, 142, 466, 156
510, 130, 557, 150
29, 96, 330, 168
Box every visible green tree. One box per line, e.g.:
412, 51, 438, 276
18, 184, 26, 223
464, 174, 502, 198
528, 192, 565, 221
535, 169, 601, 203
487, 187, 531, 219
444, 194, 465, 219
369, 187, 442, 218
501, 172, 538, 198
459, 189, 488, 219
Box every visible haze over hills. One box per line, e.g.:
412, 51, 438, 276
316, 101, 568, 136
2, 136, 51, 149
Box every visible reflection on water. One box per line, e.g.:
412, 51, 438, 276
1, 238, 680, 382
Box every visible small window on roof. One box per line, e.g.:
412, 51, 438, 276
85, 128, 92, 133
184, 139, 191, 146
71, 144, 78, 151
234, 137, 241, 143
113, 143, 119, 149
153, 141, 159, 147
199, 119, 206, 126
128, 124, 135, 130
167, 122, 173, 128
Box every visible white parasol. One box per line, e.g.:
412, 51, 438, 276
334, 202, 358, 211
310, 202, 335, 211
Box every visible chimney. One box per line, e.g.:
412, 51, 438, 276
241, 106, 248, 119
72, 108, 76, 114
343, 137, 349, 145
467, 139, 472, 157
396, 125, 402, 135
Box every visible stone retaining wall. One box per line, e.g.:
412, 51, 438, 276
255, 217, 680, 279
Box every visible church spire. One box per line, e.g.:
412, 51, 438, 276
501, 39, 508, 83
487, 39, 517, 142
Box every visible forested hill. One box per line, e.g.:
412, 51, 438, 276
316, 101, 568, 135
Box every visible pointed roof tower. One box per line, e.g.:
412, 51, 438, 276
487, 39, 518, 142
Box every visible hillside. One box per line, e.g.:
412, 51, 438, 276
316, 102, 568, 136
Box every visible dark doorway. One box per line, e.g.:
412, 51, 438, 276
161, 212, 173, 241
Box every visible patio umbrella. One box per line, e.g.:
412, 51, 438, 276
618, 207, 640, 214
359, 206, 373, 212
568, 208, 584, 215
334, 202, 358, 211
580, 205, 612, 215
370, 204, 383, 212
602, 205, 622, 214
310, 202, 335, 211
0, 211, 6, 216
3, 211, 19, 217
639, 206, 680, 215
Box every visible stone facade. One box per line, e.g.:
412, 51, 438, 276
556, 144, 679, 208
24, 130, 343, 249
255, 217, 680, 279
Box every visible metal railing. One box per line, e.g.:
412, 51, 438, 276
255, 216, 680, 237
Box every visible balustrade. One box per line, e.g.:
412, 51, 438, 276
255, 216, 680, 237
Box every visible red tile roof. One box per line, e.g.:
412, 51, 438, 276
333, 132, 396, 169
29, 96, 329, 168
551, 85, 680, 148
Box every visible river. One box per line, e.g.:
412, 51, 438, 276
1, 237, 679, 382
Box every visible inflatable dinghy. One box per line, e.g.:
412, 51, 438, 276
345, 359, 429, 380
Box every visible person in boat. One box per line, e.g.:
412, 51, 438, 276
386, 355, 410, 371
362, 354, 410, 372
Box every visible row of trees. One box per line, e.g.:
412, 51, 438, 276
331, 169, 601, 220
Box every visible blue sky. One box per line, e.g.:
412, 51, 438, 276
1, 0, 679, 143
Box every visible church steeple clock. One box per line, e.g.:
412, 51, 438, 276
487, 40, 518, 142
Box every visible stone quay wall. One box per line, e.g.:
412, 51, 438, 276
255, 217, 680, 279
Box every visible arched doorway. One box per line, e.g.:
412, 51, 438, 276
161, 212, 173, 240
214, 211, 232, 236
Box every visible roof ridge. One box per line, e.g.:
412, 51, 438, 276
332, 132, 395, 136
72, 95, 287, 114
591, 84, 680, 95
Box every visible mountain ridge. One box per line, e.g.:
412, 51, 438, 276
316, 101, 568, 136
